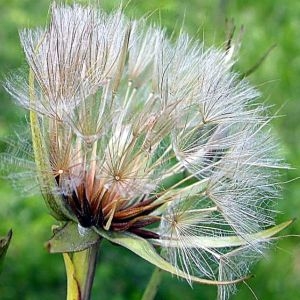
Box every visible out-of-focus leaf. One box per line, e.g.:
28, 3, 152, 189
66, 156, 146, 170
0, 229, 12, 273
45, 222, 100, 253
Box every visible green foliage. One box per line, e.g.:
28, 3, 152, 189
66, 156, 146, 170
0, 0, 299, 299
0, 229, 12, 273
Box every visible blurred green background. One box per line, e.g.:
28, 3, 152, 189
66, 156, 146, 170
0, 0, 299, 299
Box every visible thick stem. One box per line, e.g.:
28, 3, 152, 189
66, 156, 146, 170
63, 240, 101, 300
141, 267, 162, 300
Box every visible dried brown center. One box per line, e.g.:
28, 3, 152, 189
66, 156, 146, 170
57, 172, 161, 239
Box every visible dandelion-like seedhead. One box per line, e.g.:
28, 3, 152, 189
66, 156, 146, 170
2, 3, 288, 299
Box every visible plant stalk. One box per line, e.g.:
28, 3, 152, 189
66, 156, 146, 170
141, 267, 162, 300
63, 240, 101, 300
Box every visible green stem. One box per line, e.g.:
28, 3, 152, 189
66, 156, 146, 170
141, 267, 162, 300
63, 240, 101, 300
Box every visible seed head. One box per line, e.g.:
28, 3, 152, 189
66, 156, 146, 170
3, 3, 287, 299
